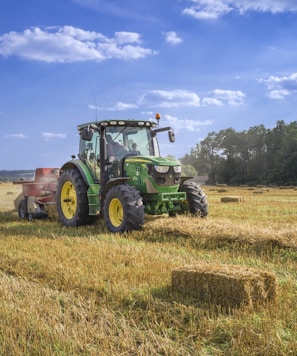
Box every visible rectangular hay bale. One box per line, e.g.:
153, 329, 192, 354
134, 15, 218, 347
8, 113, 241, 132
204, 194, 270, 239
221, 196, 244, 203
172, 263, 277, 308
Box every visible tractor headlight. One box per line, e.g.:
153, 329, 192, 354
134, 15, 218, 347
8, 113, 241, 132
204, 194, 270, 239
154, 165, 170, 173
173, 165, 181, 173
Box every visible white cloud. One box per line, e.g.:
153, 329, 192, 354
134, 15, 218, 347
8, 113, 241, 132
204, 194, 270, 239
207, 89, 246, 105
4, 133, 27, 139
235, 0, 297, 14
261, 72, 297, 99
183, 0, 297, 20
267, 89, 290, 100
88, 105, 100, 111
0, 26, 157, 63
42, 132, 66, 140
114, 31, 141, 44
183, 0, 232, 19
164, 31, 183, 45
102, 101, 138, 111
91, 89, 245, 111
164, 114, 213, 132
137, 90, 201, 108
201, 97, 224, 106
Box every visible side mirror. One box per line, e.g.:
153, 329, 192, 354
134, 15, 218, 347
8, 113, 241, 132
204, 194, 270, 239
168, 130, 175, 143
81, 127, 93, 141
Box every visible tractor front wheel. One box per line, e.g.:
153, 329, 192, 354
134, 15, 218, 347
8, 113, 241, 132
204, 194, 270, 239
180, 181, 208, 217
56, 169, 90, 226
104, 185, 144, 233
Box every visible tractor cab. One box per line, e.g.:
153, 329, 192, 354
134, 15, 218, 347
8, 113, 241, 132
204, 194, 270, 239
78, 118, 175, 183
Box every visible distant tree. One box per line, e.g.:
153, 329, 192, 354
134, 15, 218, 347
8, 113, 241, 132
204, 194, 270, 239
269, 121, 297, 185
180, 120, 297, 186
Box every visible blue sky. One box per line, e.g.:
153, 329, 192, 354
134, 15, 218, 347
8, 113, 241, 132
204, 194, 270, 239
1, 0, 297, 170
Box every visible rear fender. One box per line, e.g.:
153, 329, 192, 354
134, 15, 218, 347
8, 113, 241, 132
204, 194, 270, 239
60, 159, 100, 215
60, 159, 95, 186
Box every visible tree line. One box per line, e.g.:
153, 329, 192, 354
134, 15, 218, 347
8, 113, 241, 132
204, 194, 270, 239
180, 120, 297, 186
0, 170, 34, 182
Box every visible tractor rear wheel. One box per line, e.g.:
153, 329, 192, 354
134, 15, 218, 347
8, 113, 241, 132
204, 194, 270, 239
180, 181, 208, 217
104, 185, 144, 233
56, 169, 90, 226
18, 198, 28, 219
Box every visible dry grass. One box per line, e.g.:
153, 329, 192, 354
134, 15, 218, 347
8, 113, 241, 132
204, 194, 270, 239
0, 182, 22, 211
0, 183, 296, 354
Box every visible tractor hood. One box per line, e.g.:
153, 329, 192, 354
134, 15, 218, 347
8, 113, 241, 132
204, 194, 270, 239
124, 155, 182, 194
125, 155, 181, 167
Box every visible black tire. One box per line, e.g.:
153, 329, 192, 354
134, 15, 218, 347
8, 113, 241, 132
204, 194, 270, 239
56, 169, 90, 226
180, 181, 208, 217
18, 198, 28, 219
104, 185, 144, 233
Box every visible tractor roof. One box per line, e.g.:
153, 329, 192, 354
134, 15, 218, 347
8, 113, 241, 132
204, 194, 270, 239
77, 119, 157, 131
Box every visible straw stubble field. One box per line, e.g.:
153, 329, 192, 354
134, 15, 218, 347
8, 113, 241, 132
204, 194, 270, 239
0, 182, 296, 355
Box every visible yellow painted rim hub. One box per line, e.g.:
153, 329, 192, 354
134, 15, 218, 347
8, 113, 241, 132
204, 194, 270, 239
60, 181, 77, 220
109, 198, 123, 228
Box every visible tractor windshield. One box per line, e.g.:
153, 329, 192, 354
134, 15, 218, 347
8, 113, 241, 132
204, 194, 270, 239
105, 125, 160, 158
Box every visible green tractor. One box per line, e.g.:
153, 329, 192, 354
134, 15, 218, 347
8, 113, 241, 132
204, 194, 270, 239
56, 114, 208, 232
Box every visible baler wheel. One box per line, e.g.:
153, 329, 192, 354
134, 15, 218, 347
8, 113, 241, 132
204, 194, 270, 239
18, 198, 28, 219
104, 184, 144, 233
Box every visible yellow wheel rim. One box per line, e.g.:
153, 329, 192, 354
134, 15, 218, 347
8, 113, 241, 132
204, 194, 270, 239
109, 198, 123, 228
60, 181, 77, 220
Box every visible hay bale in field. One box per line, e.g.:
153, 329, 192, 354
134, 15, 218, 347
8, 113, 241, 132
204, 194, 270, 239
253, 189, 268, 194
221, 196, 244, 203
171, 263, 277, 308
217, 188, 228, 193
